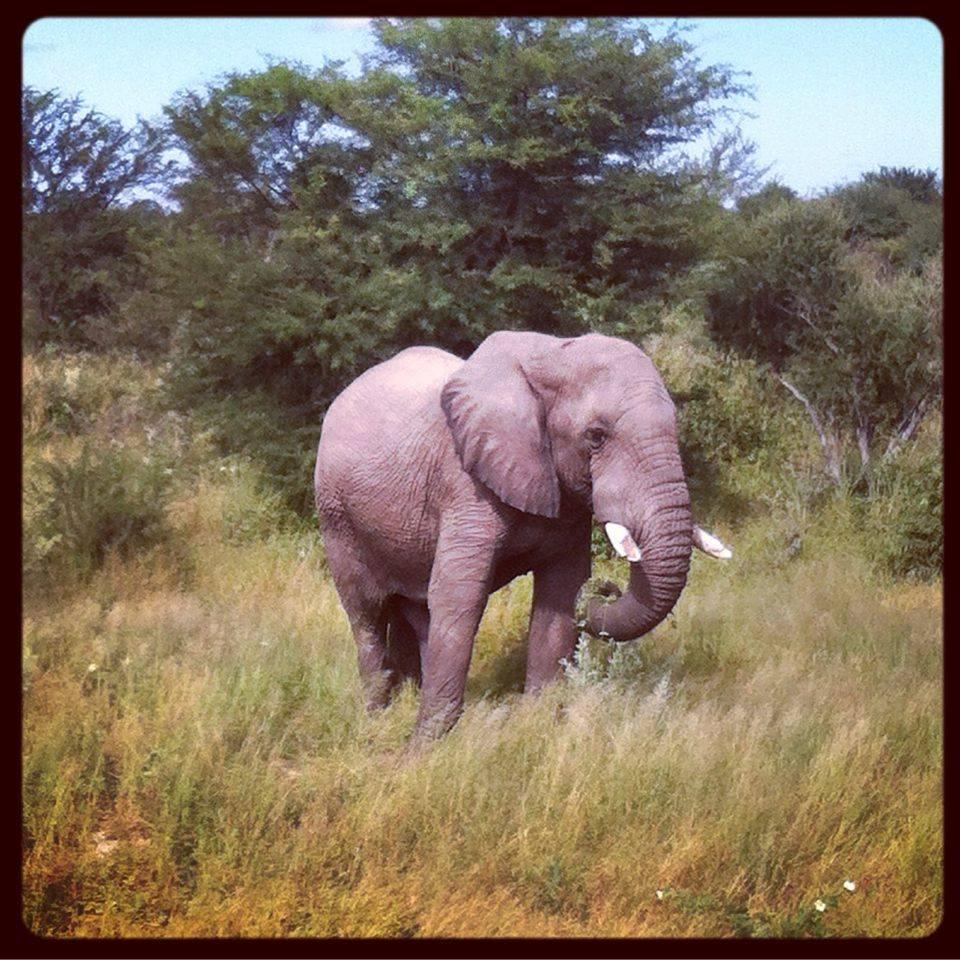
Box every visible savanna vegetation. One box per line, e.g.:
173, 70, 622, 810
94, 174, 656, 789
22, 18, 941, 938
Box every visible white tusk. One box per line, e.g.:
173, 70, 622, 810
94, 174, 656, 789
604, 522, 642, 562
692, 524, 732, 560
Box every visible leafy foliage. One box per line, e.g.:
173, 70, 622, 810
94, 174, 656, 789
833, 167, 942, 272
734, 179, 797, 219
164, 62, 359, 240
22, 87, 169, 345
152, 18, 750, 507
22, 87, 167, 215
25, 441, 174, 582
704, 190, 940, 487
861, 422, 942, 581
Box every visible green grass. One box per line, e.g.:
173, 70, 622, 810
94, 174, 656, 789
22, 351, 942, 938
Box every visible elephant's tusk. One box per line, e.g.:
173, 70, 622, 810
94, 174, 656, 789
692, 524, 732, 560
604, 522, 642, 562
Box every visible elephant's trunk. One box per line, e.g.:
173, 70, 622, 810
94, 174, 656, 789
585, 473, 692, 642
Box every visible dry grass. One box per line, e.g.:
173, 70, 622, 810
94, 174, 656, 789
22, 352, 942, 938
22, 529, 941, 938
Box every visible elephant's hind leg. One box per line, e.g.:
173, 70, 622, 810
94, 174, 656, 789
322, 528, 393, 711
350, 608, 394, 711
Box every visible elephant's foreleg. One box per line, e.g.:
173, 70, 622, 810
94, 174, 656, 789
413, 523, 496, 741
524, 543, 592, 693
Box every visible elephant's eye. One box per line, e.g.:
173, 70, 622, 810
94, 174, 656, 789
584, 426, 607, 450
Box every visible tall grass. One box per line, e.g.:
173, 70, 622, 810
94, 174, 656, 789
22, 352, 942, 938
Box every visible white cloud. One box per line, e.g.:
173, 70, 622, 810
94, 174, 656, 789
325, 17, 372, 30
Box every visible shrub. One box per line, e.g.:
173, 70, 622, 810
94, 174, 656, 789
862, 428, 942, 581
22, 349, 181, 446
645, 307, 811, 518
167, 456, 303, 548
24, 442, 176, 585
561, 630, 647, 689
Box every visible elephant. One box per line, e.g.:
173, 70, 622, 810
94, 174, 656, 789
314, 330, 731, 740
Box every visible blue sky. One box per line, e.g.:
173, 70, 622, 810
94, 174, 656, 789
22, 16, 942, 197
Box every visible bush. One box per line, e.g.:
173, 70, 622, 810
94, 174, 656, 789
24, 442, 176, 584
23, 349, 174, 442
862, 429, 942, 581
560, 630, 647, 689
644, 307, 812, 518
22, 350, 198, 587
167, 456, 304, 548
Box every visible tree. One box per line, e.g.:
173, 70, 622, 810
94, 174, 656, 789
22, 87, 168, 344
164, 61, 361, 244
705, 194, 941, 485
735, 179, 797, 219
861, 165, 941, 204
344, 17, 751, 346
832, 166, 942, 273
162, 18, 755, 511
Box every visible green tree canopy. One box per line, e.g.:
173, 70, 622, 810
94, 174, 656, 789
22, 87, 168, 344
831, 166, 942, 273
164, 61, 361, 242
158, 18, 755, 508
705, 187, 940, 485
861, 165, 941, 203
735, 180, 797, 219
343, 17, 751, 341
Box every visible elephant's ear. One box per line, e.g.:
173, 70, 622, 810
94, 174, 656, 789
441, 332, 560, 518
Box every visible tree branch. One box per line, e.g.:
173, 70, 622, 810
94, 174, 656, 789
883, 394, 931, 461
775, 373, 842, 483
788, 297, 842, 358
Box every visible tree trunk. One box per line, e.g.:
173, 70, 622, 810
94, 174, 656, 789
856, 417, 872, 472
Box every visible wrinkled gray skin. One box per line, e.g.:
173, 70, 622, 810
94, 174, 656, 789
315, 331, 692, 740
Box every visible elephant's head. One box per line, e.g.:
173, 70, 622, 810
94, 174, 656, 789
441, 330, 727, 642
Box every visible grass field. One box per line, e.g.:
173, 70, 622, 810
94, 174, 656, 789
22, 353, 942, 938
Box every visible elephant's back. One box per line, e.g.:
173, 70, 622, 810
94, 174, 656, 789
353, 346, 462, 405
314, 346, 462, 520
319, 346, 461, 445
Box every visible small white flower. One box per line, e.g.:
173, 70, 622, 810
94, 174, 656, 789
87, 662, 98, 673
122, 656, 131, 667
297, 547, 307, 560
843, 879, 856, 892
219, 465, 227, 473
163, 468, 174, 476
260, 640, 269, 647
814, 899, 826, 912
655, 890, 664, 900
